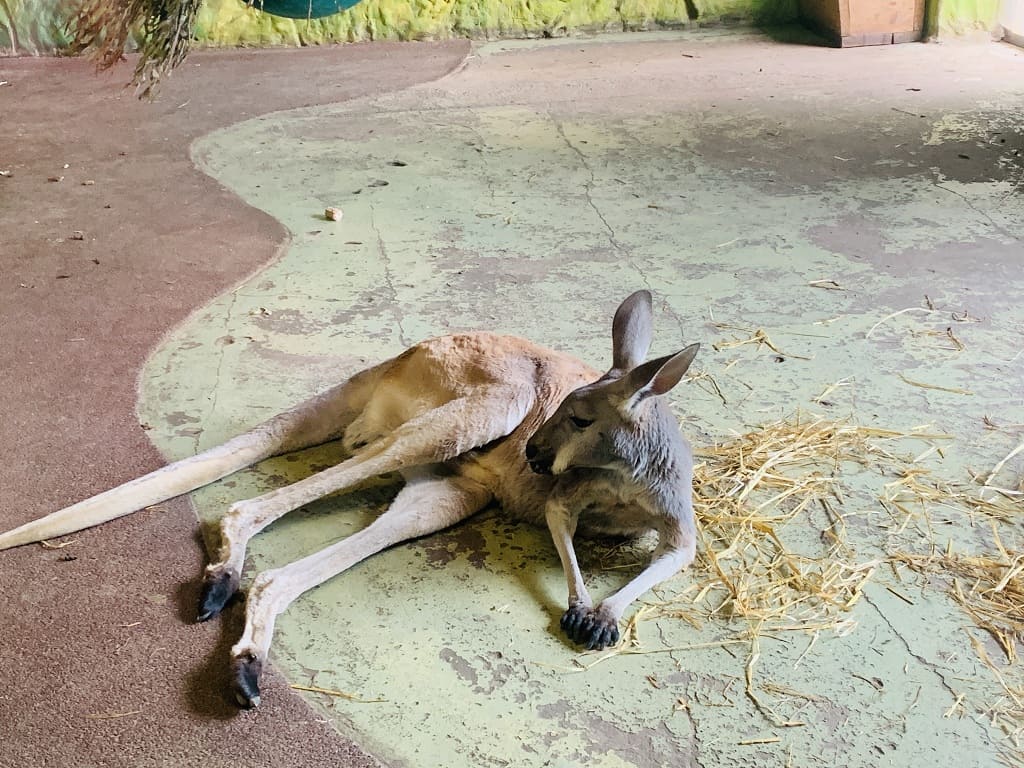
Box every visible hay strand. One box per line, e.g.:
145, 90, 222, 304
866, 307, 935, 338
290, 683, 386, 703
983, 441, 1024, 490
897, 373, 973, 395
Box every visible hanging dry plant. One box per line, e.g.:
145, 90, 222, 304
66, 0, 204, 97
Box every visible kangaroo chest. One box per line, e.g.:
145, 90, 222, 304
554, 469, 666, 539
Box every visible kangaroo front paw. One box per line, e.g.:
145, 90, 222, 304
560, 603, 620, 651
197, 567, 240, 623
232, 652, 263, 709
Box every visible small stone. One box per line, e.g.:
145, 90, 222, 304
48, 175, 64, 183
325, 207, 344, 222
70, 231, 85, 240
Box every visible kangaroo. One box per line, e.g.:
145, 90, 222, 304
0, 290, 699, 709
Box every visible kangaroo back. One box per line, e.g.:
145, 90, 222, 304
0, 332, 591, 551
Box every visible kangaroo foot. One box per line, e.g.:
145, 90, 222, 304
197, 567, 240, 623
232, 652, 263, 709
561, 602, 620, 651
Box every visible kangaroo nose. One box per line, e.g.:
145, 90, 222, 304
525, 444, 538, 460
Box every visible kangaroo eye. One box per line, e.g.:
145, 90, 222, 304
569, 415, 594, 429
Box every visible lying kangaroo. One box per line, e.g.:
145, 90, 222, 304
0, 290, 699, 708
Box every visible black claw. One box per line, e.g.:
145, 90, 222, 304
197, 569, 239, 623
561, 604, 588, 640
561, 603, 621, 650
589, 625, 618, 651
232, 655, 263, 709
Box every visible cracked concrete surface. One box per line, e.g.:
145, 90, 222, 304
137, 32, 1023, 767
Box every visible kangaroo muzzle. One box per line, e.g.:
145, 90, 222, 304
524, 442, 553, 475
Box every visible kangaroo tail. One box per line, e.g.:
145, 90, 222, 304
0, 425, 285, 552
0, 359, 392, 552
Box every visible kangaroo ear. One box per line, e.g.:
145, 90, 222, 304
625, 343, 700, 402
611, 290, 653, 372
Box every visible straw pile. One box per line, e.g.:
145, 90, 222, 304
603, 411, 1023, 736
631, 415, 926, 640
687, 417, 891, 631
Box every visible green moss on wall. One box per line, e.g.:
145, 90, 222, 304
937, 0, 1001, 34
193, 0, 796, 47
0, 0, 998, 55
0, 0, 71, 53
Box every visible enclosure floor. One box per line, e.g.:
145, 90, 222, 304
0, 41, 469, 768
2, 31, 1023, 768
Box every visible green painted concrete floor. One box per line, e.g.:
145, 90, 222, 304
141, 32, 1023, 767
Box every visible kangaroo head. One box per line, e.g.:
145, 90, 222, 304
525, 290, 699, 476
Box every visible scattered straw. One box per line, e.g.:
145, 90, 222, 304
290, 684, 386, 703
983, 441, 1024, 490
678, 415, 918, 637
739, 736, 782, 745
808, 280, 846, 291
40, 538, 77, 549
560, 638, 749, 673
951, 310, 983, 323
812, 378, 852, 404
944, 693, 965, 718
594, 407, 1024, 740
866, 307, 935, 338
712, 325, 812, 360
687, 369, 728, 406
760, 682, 825, 702
892, 536, 1023, 663
86, 710, 143, 719
897, 373, 973, 395
879, 461, 1020, 531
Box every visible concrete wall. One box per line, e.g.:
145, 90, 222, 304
0, 0, 796, 53
0, 0, 1008, 55
1001, 0, 1024, 42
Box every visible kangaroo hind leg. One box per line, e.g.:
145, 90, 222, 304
231, 471, 492, 708
200, 383, 531, 623
196, 362, 387, 621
